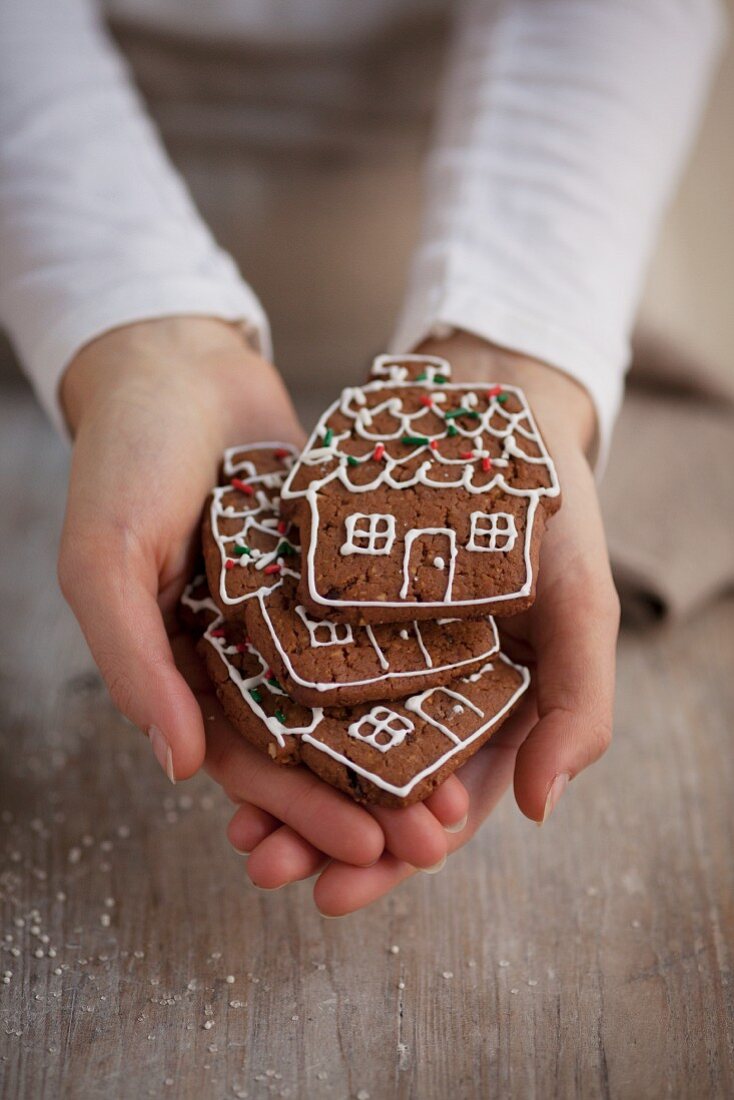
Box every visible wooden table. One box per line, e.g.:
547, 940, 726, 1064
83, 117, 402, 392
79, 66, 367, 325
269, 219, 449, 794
1, 384, 732, 1099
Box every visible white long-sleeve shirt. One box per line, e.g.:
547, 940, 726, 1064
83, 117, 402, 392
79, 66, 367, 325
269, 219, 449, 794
0, 0, 726, 458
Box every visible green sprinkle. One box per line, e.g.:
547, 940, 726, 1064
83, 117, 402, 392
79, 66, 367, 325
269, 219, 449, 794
275, 709, 287, 723
249, 688, 263, 704
416, 372, 427, 382
401, 434, 429, 446
444, 407, 472, 421
497, 393, 509, 404
276, 540, 296, 556
434, 373, 447, 384
268, 676, 282, 691
233, 544, 251, 556
447, 424, 458, 438
323, 427, 333, 445
347, 455, 360, 467
466, 410, 481, 420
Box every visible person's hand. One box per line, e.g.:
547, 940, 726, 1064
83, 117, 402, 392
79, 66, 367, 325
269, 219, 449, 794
57, 317, 466, 876
223, 332, 620, 915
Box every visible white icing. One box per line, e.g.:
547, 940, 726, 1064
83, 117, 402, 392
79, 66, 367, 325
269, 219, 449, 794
461, 661, 495, 683
452, 704, 464, 715
405, 686, 484, 745
413, 622, 434, 669
222, 442, 297, 480
467, 511, 518, 553
347, 707, 414, 753
370, 353, 452, 384
399, 629, 410, 640
340, 512, 396, 556
180, 580, 219, 617
364, 625, 390, 671
209, 483, 299, 606
433, 556, 445, 570
203, 615, 323, 747
295, 605, 354, 648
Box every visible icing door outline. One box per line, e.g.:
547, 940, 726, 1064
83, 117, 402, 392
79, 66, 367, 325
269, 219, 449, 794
400, 528, 457, 602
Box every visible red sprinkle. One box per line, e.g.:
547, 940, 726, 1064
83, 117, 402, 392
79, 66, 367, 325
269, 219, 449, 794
460, 450, 475, 460
277, 520, 288, 535
236, 642, 249, 653
373, 443, 385, 462
486, 385, 503, 398
482, 456, 493, 472
420, 395, 434, 408
429, 440, 439, 451
210, 628, 226, 638
231, 478, 254, 495
225, 559, 236, 570
274, 448, 291, 459
264, 564, 281, 576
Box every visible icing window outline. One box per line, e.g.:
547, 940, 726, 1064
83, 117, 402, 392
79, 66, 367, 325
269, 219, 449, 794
341, 512, 396, 556
347, 706, 414, 753
295, 605, 354, 648
467, 511, 518, 553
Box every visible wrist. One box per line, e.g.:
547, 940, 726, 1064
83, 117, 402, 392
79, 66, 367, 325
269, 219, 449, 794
415, 331, 597, 459
60, 317, 300, 447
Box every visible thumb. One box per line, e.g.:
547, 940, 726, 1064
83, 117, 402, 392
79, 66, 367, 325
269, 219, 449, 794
58, 530, 206, 782
513, 578, 620, 823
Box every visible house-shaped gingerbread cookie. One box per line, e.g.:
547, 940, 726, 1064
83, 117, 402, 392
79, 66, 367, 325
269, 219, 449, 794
280, 355, 561, 624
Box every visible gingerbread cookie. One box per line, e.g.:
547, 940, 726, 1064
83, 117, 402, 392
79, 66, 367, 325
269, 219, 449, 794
280, 354, 561, 624
202, 442, 300, 613
193, 599, 530, 807
178, 573, 220, 634
244, 572, 502, 708
202, 443, 506, 707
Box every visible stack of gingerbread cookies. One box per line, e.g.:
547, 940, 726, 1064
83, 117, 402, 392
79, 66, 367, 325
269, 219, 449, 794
182, 355, 561, 807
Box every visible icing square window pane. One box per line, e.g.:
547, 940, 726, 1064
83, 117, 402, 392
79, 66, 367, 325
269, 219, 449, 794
295, 606, 354, 648
467, 511, 517, 552
348, 707, 414, 752
341, 512, 396, 555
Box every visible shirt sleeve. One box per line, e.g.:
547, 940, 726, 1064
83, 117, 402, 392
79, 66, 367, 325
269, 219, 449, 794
0, 0, 272, 436
390, 0, 727, 467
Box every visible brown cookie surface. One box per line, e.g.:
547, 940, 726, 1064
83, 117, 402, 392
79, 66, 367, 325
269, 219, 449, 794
197, 608, 530, 807
280, 354, 561, 624
245, 573, 501, 707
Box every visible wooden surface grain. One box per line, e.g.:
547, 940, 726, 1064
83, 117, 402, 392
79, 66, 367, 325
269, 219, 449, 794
1, 385, 732, 1099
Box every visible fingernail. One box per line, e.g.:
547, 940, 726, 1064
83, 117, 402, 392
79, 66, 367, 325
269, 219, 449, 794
251, 882, 285, 892
320, 912, 344, 919
444, 813, 468, 834
538, 773, 570, 826
147, 725, 175, 784
422, 854, 447, 875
